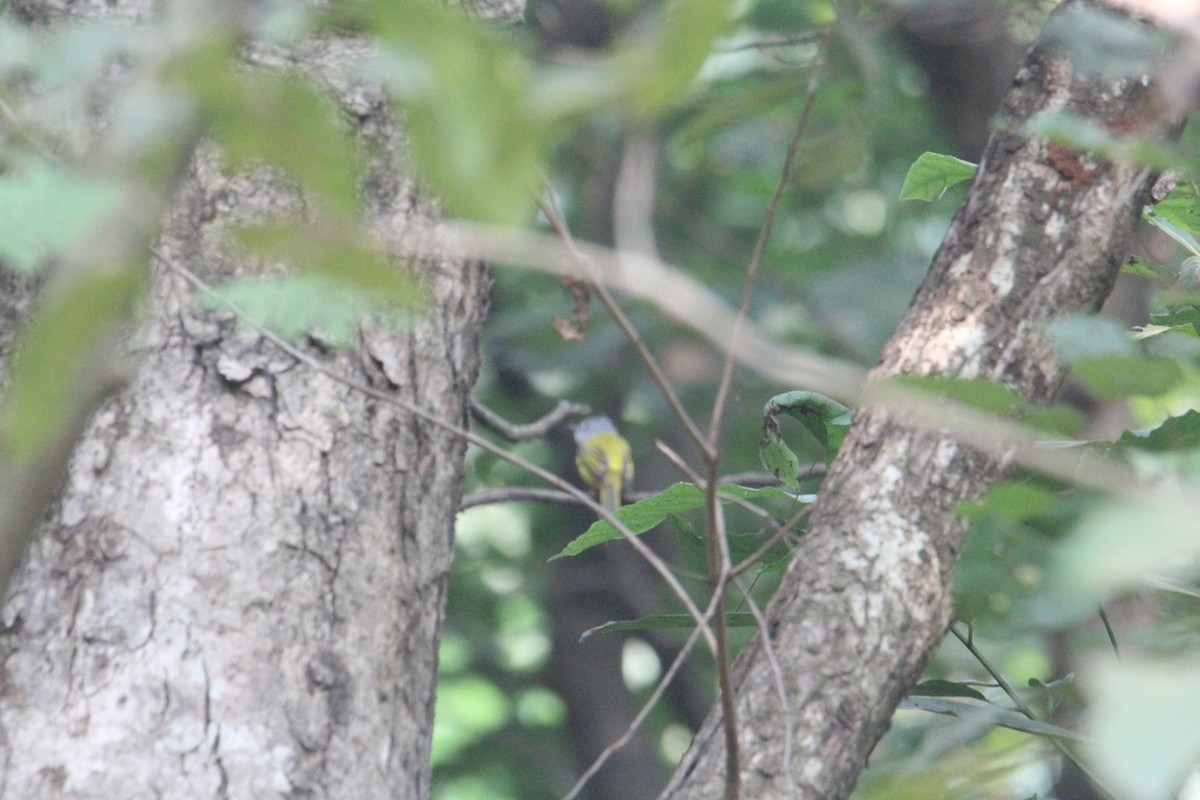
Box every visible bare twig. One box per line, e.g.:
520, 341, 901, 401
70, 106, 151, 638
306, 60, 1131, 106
460, 487, 578, 509
535, 188, 716, 459
708, 25, 834, 446
160, 253, 720, 656
561, 608, 709, 800
469, 397, 590, 441
1097, 605, 1121, 659
950, 624, 1117, 800
731, 573, 798, 800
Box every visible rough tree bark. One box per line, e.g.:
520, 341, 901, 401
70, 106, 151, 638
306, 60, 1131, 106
0, 4, 517, 798
662, 2, 1189, 798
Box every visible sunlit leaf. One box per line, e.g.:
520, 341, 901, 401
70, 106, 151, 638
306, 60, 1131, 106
898, 152, 977, 202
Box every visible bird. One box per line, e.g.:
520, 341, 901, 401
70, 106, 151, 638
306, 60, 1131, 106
571, 415, 634, 512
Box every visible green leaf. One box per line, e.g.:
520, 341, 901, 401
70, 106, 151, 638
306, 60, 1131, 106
580, 612, 755, 641
207, 273, 411, 345
618, 0, 735, 118
0, 164, 125, 273
898, 152, 977, 202
1035, 500, 1198, 623
0, 267, 139, 465
758, 435, 802, 490
1151, 182, 1200, 235
234, 222, 420, 303
1144, 209, 1200, 257
1069, 355, 1182, 399
1121, 256, 1176, 284
898, 696, 1085, 741
344, 0, 544, 223
910, 679, 986, 701
896, 376, 1025, 416
207, 75, 360, 214
552, 482, 706, 560
760, 390, 853, 473
1116, 411, 1200, 452
1028, 109, 1175, 169
553, 482, 806, 560
961, 482, 1059, 523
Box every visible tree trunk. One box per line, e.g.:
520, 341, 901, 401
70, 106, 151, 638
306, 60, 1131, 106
661, 2, 1188, 798
0, 7, 510, 799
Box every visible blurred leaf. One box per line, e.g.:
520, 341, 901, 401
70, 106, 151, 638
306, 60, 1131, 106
1069, 355, 1182, 399
898, 152, 977, 202
235, 222, 420, 302
961, 482, 1059, 524
895, 376, 1026, 419
432, 675, 511, 764
1029, 109, 1176, 169
1084, 658, 1200, 800
0, 267, 138, 465
207, 273, 410, 345
206, 75, 359, 214
0, 164, 125, 273
580, 612, 755, 641
617, 0, 736, 118
1035, 500, 1198, 624
1042, 5, 1169, 79
911, 679, 986, 701
898, 696, 1085, 741
1046, 315, 1138, 361
344, 0, 543, 223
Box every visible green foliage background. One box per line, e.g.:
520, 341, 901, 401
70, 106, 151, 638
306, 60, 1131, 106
5, 1, 1200, 799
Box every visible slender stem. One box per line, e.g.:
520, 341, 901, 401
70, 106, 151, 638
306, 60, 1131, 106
535, 190, 715, 460
1097, 605, 1121, 658
161, 254, 725, 655
950, 624, 1120, 800
707, 30, 834, 446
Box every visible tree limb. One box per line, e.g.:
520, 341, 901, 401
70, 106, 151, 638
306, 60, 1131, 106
660, 2, 1191, 797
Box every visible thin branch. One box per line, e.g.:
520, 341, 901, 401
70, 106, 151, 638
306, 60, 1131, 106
460, 487, 578, 509
730, 573, 798, 800
561, 607, 709, 800
159, 253, 720, 656
1097, 605, 1121, 659
730, 504, 811, 577
536, 189, 716, 460
469, 398, 590, 441
950, 624, 1118, 800
707, 25, 834, 447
